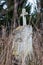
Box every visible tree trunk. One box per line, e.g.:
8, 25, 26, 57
40, 0, 43, 30
14, 0, 18, 28
37, 0, 43, 31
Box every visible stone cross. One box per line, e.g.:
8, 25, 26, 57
20, 8, 28, 25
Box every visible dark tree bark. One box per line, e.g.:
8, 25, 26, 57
36, 0, 43, 31
13, 0, 18, 28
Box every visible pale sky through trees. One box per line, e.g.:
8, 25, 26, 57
0, 0, 7, 9
0, 0, 37, 13
27, 0, 37, 13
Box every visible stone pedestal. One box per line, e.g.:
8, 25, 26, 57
12, 25, 33, 65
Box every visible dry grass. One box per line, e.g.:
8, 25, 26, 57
0, 23, 43, 65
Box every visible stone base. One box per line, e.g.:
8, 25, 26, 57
12, 25, 33, 65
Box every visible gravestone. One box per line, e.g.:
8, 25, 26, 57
12, 8, 33, 65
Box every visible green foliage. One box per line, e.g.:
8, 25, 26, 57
0, 5, 3, 11
25, 4, 31, 24
0, 0, 36, 27
4, 0, 31, 26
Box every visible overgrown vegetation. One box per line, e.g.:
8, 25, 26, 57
0, 0, 43, 65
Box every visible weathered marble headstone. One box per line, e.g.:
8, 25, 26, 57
12, 8, 33, 65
